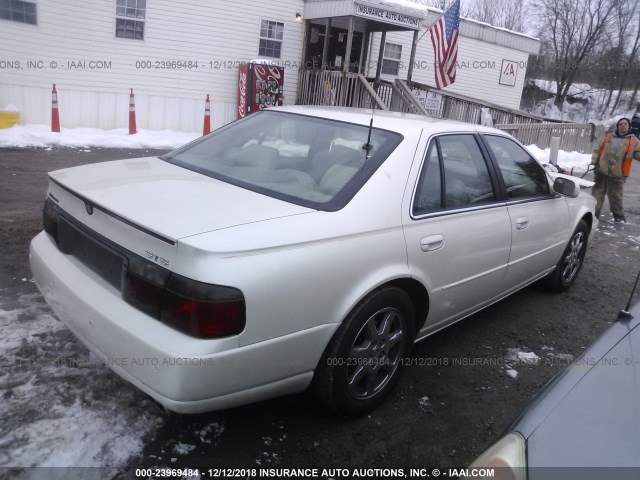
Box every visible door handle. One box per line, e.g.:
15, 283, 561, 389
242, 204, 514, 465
421, 234, 445, 252
515, 217, 529, 230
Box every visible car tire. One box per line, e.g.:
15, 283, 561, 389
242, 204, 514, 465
311, 286, 416, 417
541, 219, 589, 293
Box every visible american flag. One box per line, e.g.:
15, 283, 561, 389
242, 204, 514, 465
429, 0, 460, 89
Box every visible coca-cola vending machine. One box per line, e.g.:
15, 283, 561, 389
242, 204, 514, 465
237, 60, 284, 119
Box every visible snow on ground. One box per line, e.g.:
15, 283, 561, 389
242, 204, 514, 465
525, 144, 591, 173
0, 124, 199, 150
505, 369, 518, 379
0, 291, 163, 475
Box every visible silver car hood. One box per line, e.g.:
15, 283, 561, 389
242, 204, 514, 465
512, 310, 640, 473
49, 156, 313, 241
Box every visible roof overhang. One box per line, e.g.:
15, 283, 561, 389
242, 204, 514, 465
304, 0, 425, 30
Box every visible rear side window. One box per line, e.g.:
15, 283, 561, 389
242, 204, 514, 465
413, 134, 496, 216
483, 135, 550, 199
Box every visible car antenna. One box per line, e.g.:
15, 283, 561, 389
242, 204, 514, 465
620, 269, 640, 319
362, 105, 375, 158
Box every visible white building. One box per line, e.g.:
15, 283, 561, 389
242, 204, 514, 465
0, 0, 539, 132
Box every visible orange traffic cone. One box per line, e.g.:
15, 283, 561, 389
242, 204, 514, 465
203, 94, 211, 136
51, 84, 61, 133
129, 88, 137, 135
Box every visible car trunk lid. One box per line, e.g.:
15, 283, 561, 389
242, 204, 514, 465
48, 156, 313, 242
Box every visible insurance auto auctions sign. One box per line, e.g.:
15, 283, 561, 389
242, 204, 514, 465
354, 2, 422, 29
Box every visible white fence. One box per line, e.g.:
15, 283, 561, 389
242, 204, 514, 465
495, 123, 606, 154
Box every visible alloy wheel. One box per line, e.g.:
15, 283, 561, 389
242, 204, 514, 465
346, 307, 405, 400
560, 231, 585, 283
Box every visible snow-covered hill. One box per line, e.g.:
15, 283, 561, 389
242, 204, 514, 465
523, 79, 638, 127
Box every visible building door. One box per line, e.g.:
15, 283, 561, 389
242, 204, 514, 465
305, 22, 363, 72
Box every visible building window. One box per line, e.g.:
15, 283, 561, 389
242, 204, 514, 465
0, 0, 37, 25
116, 0, 145, 40
259, 20, 284, 58
381, 43, 402, 76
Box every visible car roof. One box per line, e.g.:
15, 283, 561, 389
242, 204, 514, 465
272, 105, 504, 137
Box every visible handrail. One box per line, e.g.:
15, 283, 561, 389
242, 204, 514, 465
357, 74, 388, 110
393, 79, 430, 116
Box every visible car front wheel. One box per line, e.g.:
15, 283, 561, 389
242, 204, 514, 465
312, 286, 416, 417
542, 219, 589, 292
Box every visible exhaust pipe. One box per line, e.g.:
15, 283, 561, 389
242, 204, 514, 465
145, 394, 172, 416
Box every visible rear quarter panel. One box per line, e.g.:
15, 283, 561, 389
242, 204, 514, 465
176, 131, 423, 347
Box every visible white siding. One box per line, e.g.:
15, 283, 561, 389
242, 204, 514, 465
367, 31, 530, 110
0, 0, 305, 131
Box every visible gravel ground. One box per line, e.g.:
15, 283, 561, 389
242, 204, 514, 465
1, 146, 640, 478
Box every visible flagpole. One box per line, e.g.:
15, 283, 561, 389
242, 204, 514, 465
417, 0, 448, 44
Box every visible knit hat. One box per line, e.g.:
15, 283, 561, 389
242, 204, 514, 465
617, 117, 631, 128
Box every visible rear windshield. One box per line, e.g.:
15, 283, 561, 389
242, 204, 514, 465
160, 111, 402, 211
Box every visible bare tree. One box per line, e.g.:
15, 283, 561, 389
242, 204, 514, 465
534, 0, 619, 109
610, 12, 640, 114
468, 0, 529, 32
597, 2, 638, 114
413, 0, 448, 9
413, 0, 473, 16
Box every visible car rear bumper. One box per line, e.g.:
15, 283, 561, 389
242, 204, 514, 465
29, 231, 337, 413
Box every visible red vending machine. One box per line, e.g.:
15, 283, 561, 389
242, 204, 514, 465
237, 60, 285, 119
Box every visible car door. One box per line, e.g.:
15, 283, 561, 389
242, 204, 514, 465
481, 134, 570, 291
403, 133, 512, 334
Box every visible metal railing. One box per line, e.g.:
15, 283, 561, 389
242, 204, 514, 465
296, 72, 603, 154
297, 70, 387, 110
495, 123, 606, 154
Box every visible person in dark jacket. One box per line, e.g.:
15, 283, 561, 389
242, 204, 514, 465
591, 118, 640, 222
631, 112, 640, 137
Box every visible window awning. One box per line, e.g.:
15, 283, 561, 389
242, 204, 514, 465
304, 0, 426, 31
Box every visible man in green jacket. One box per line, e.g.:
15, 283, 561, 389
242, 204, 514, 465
591, 117, 640, 222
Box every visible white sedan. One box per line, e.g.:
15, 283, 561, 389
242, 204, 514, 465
29, 106, 596, 416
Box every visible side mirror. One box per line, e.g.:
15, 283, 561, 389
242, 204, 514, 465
552, 177, 578, 198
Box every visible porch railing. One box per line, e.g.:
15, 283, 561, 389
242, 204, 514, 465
371, 79, 430, 116
297, 70, 387, 110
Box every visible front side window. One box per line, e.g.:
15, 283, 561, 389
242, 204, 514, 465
161, 111, 402, 211
0, 0, 37, 24
413, 134, 496, 215
381, 42, 402, 76
259, 20, 284, 58
116, 0, 145, 40
483, 135, 550, 199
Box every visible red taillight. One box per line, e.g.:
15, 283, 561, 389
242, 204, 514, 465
122, 264, 245, 339
161, 293, 245, 337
